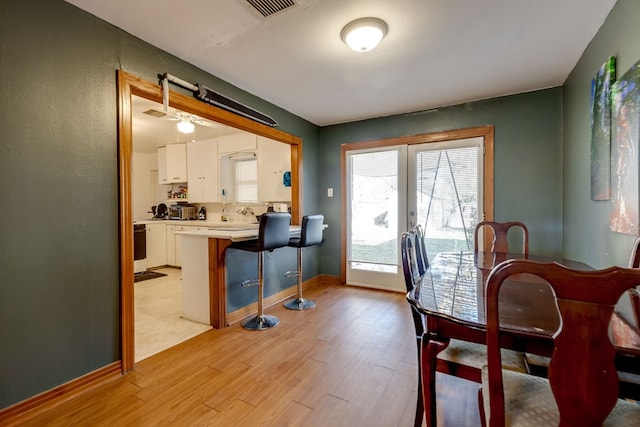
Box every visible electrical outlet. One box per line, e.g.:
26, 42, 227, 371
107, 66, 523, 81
327, 188, 333, 197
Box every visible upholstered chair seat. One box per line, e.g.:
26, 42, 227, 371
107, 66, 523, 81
481, 367, 640, 426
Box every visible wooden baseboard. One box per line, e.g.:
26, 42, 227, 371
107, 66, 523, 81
315, 274, 342, 285
225, 274, 341, 325
0, 361, 122, 424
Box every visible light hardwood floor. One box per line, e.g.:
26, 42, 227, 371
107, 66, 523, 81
8, 282, 481, 427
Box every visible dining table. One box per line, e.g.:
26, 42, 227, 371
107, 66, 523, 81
406, 250, 640, 427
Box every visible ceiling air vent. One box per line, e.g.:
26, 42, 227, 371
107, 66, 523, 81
142, 109, 166, 118
246, 0, 297, 18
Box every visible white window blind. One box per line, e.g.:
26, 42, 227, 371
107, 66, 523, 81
235, 159, 258, 202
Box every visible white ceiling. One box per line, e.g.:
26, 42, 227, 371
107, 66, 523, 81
67, 0, 617, 127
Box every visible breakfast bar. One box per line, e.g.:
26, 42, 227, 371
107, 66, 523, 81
176, 224, 302, 328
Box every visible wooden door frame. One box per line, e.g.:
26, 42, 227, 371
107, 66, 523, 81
117, 70, 303, 371
339, 126, 495, 284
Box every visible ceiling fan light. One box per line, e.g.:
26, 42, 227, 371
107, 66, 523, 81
341, 17, 388, 53
177, 117, 195, 134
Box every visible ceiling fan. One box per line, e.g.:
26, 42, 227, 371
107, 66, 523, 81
142, 108, 222, 134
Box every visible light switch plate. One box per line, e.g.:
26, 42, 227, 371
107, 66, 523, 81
327, 188, 333, 197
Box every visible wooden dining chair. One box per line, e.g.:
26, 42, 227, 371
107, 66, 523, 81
401, 228, 527, 427
474, 221, 529, 255
480, 259, 640, 426
401, 229, 427, 427
526, 236, 640, 392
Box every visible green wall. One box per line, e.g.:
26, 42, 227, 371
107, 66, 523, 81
563, 0, 640, 268
0, 0, 319, 408
318, 89, 564, 276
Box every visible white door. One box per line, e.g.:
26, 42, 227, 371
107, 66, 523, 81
346, 137, 483, 291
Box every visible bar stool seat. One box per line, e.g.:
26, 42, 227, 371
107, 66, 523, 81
231, 212, 291, 330
284, 214, 324, 310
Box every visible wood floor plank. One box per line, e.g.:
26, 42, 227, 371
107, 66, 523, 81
5, 282, 482, 427
258, 400, 313, 426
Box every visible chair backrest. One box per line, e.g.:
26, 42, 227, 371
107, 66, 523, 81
401, 229, 425, 337
401, 229, 422, 292
484, 259, 640, 427
415, 224, 429, 275
628, 236, 640, 326
474, 221, 529, 255
258, 212, 291, 251
629, 236, 640, 268
298, 214, 324, 247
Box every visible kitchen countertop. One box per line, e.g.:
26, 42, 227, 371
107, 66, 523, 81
175, 225, 301, 242
135, 219, 325, 241
133, 219, 259, 227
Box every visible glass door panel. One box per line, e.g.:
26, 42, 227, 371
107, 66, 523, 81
408, 138, 483, 262
346, 148, 406, 291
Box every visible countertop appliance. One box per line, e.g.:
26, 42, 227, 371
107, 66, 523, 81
155, 203, 168, 219
169, 204, 197, 220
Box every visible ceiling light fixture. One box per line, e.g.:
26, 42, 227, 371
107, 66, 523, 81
177, 116, 195, 134
341, 17, 388, 53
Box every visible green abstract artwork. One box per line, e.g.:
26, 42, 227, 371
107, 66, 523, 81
610, 59, 640, 234
591, 56, 616, 201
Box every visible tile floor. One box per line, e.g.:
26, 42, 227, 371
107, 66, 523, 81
134, 267, 212, 362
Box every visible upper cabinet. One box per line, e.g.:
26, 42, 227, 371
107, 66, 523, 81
187, 140, 219, 203
218, 133, 257, 154
158, 144, 187, 184
257, 136, 291, 202
157, 133, 291, 203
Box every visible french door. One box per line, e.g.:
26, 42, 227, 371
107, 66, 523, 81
344, 133, 489, 292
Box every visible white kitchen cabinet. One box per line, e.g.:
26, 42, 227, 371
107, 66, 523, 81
187, 140, 219, 202
257, 136, 292, 202
218, 133, 257, 154
166, 225, 177, 266
158, 144, 187, 184
145, 223, 167, 268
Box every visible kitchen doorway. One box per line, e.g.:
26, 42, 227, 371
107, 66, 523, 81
117, 71, 303, 371
341, 126, 495, 290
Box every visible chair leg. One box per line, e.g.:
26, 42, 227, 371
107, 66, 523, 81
414, 337, 424, 427
284, 247, 316, 310
242, 251, 280, 330
477, 386, 487, 427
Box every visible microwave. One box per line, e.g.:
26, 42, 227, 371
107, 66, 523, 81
169, 205, 197, 220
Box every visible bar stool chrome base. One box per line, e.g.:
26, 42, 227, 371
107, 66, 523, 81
284, 269, 316, 310
284, 297, 316, 310
242, 314, 280, 331
283, 214, 324, 312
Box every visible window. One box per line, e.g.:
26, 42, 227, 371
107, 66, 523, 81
235, 159, 258, 202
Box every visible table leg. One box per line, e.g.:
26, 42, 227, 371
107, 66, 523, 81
420, 334, 450, 427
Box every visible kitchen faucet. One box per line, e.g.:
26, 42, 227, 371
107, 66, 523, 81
236, 206, 254, 216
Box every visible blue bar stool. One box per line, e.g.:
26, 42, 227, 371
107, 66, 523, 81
284, 214, 324, 310
232, 212, 291, 330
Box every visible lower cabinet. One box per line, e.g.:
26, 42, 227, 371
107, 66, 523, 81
146, 223, 167, 268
